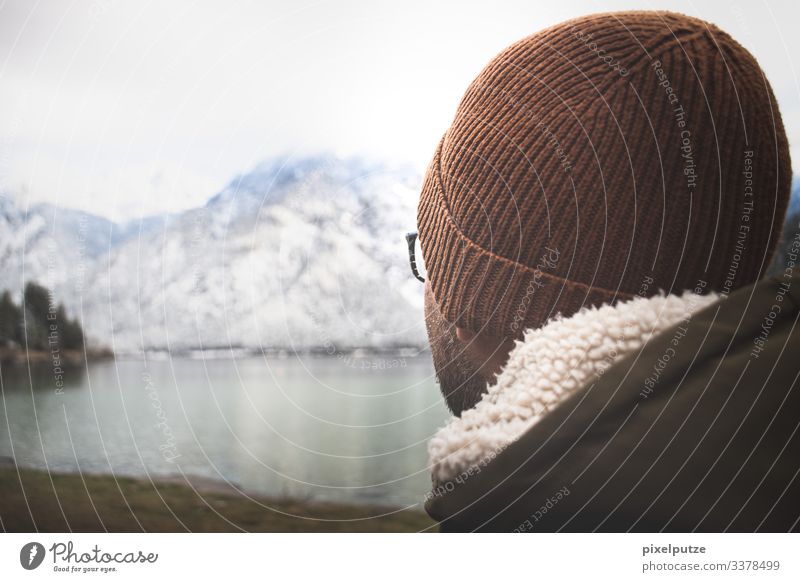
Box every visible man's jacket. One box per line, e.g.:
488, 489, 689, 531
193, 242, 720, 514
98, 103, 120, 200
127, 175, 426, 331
426, 268, 800, 532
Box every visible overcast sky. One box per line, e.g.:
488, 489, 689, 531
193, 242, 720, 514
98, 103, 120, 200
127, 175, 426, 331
1, 0, 798, 221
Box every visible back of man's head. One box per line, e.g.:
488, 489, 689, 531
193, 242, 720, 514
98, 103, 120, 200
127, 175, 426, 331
418, 10, 791, 338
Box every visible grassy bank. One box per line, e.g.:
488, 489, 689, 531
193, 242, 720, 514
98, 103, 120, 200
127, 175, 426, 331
0, 467, 436, 532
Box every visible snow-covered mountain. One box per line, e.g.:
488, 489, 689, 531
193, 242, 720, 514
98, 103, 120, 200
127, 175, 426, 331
0, 156, 427, 353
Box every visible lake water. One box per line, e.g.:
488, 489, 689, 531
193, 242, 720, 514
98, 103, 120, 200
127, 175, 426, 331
0, 353, 449, 509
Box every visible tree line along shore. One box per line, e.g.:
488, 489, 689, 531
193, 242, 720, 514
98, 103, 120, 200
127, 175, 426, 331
0, 281, 112, 367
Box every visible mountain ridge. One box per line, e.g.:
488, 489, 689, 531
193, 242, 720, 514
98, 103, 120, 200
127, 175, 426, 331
0, 155, 427, 353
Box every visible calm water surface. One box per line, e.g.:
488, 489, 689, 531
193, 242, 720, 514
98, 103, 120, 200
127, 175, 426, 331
0, 354, 449, 508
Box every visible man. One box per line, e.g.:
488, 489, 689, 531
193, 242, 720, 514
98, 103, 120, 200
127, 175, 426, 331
410, 11, 799, 532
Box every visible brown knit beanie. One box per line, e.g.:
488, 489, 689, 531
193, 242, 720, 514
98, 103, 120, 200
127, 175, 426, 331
417, 10, 792, 338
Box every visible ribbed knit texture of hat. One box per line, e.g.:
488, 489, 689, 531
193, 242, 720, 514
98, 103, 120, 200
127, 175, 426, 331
418, 10, 791, 338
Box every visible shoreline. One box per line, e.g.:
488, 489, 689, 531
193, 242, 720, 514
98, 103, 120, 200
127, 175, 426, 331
0, 346, 114, 368
1, 344, 431, 365
0, 465, 436, 533
121, 345, 429, 359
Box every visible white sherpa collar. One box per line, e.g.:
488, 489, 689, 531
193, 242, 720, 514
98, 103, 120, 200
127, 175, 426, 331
428, 290, 721, 483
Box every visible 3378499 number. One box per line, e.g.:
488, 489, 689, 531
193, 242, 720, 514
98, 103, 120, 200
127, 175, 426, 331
729, 560, 780, 571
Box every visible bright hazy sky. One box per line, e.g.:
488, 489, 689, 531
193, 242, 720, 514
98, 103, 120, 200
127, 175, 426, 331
1, 0, 798, 221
